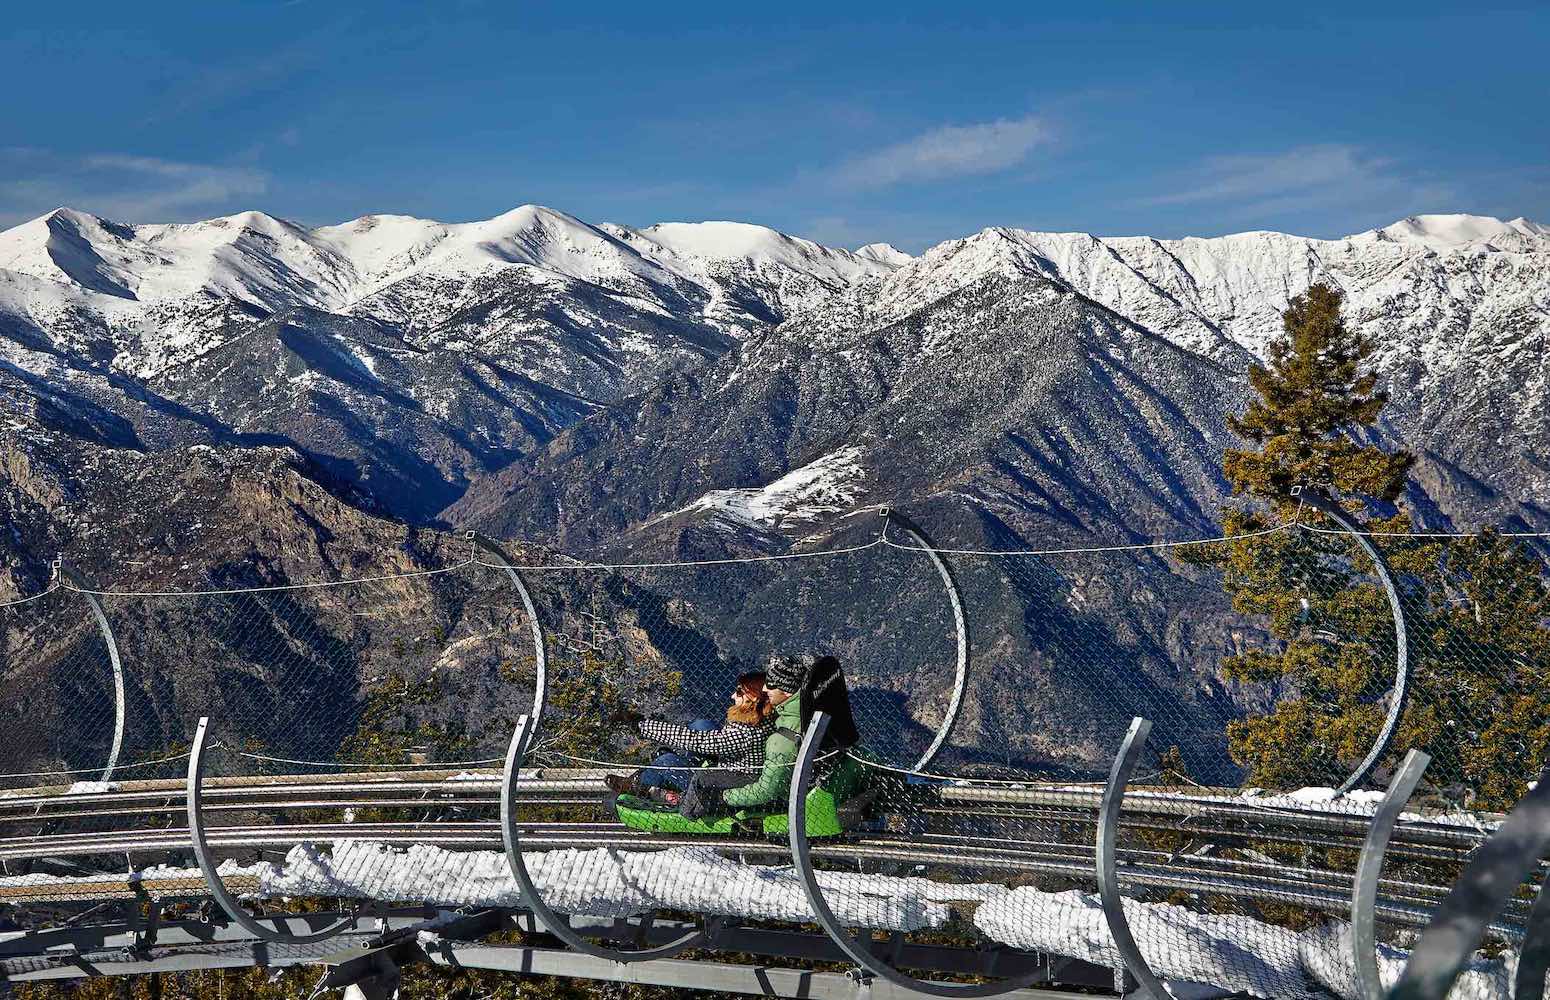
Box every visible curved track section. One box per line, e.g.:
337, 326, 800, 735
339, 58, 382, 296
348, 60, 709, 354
500, 714, 715, 964
884, 510, 970, 773
186, 717, 358, 945
1295, 489, 1411, 796
786, 711, 1053, 997
471, 535, 548, 724
1389, 769, 1550, 1000
59, 566, 125, 782
1350, 749, 1430, 1000
1515, 875, 1550, 1000
1095, 717, 1168, 1000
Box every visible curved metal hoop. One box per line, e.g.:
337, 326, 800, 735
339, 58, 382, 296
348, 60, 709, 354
471, 536, 548, 725
60, 567, 126, 782
500, 714, 714, 963
186, 717, 356, 945
1295, 489, 1411, 795
1095, 717, 1169, 1000
1388, 770, 1550, 1000
786, 711, 1050, 997
1351, 749, 1431, 1000
1514, 873, 1550, 1000
884, 511, 970, 773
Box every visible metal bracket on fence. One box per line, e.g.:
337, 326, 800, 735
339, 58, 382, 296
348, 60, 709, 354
1515, 869, 1550, 1000
1095, 717, 1169, 1000
185, 717, 356, 945
785, 711, 1051, 997
469, 536, 548, 725
499, 714, 714, 963
882, 510, 970, 773
1293, 489, 1411, 796
1351, 748, 1431, 1000
59, 566, 126, 783
1387, 768, 1550, 1000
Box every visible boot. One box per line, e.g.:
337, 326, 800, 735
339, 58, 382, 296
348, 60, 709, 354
605, 771, 642, 796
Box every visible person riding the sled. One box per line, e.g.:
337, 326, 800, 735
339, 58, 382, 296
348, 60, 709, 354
606, 670, 776, 798
678, 652, 861, 820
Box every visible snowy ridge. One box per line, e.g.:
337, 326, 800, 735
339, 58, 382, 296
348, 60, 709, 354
676, 446, 868, 531
0, 204, 897, 378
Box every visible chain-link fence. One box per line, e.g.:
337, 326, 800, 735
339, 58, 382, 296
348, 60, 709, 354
0, 512, 1546, 998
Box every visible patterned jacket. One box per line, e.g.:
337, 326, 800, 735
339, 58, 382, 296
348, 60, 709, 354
637, 715, 775, 771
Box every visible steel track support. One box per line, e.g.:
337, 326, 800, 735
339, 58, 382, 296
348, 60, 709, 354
469, 535, 548, 724
1095, 717, 1168, 1000
59, 566, 126, 782
786, 710, 1053, 997
1388, 769, 1550, 1000
186, 717, 357, 945
1294, 489, 1411, 795
427, 942, 1098, 1000
1515, 874, 1550, 1000
499, 714, 713, 963
1351, 749, 1431, 1000
882, 510, 970, 773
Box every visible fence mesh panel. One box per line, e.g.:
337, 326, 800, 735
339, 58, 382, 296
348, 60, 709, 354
0, 517, 1545, 997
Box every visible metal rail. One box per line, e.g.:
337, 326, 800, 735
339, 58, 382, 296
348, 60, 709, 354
1516, 875, 1550, 1000
0, 822, 1495, 927
1352, 749, 1431, 1000
1094, 718, 1168, 1000
470, 535, 548, 723
186, 717, 358, 945
58, 565, 126, 782
0, 769, 1496, 852
1294, 488, 1412, 796
1389, 767, 1550, 1000
885, 509, 971, 772
499, 713, 715, 963
786, 711, 1056, 997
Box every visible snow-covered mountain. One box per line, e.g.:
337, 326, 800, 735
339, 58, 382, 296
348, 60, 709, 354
849, 213, 1550, 523
7, 205, 1545, 777
0, 204, 900, 378
3, 204, 1546, 529
0, 205, 900, 517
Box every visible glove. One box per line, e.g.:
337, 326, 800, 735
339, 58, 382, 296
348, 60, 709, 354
679, 780, 724, 820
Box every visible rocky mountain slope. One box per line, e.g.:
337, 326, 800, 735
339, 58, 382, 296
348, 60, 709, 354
0, 206, 900, 519
5, 205, 1546, 779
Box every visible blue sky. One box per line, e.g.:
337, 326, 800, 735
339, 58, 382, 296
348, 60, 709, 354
3, 1, 1547, 250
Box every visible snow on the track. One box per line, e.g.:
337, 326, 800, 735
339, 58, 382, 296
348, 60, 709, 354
977, 887, 1320, 999
1297, 921, 1514, 1000
0, 840, 1529, 1000
257, 841, 992, 930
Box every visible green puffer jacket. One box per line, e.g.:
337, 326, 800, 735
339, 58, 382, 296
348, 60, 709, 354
723, 693, 801, 810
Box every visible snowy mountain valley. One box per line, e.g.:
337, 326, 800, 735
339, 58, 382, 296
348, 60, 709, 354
3, 204, 1547, 776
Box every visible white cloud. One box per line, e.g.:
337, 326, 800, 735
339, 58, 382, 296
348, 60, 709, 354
1142, 144, 1452, 223
0, 149, 268, 226
831, 115, 1051, 191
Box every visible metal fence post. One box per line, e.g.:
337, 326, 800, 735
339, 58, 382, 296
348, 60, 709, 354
1351, 749, 1431, 1000
1095, 717, 1168, 1000
1388, 769, 1550, 1000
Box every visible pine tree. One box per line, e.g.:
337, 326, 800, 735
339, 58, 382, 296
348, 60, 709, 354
1221, 282, 1412, 508
1187, 283, 1550, 802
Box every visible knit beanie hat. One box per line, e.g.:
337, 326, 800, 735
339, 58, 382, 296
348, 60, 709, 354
764, 653, 807, 694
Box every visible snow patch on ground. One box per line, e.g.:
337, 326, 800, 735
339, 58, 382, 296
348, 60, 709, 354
0, 842, 1532, 1000
258, 841, 985, 930
680, 447, 867, 530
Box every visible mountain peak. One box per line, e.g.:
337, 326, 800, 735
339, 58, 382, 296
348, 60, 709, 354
1370, 213, 1548, 250
854, 242, 912, 267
